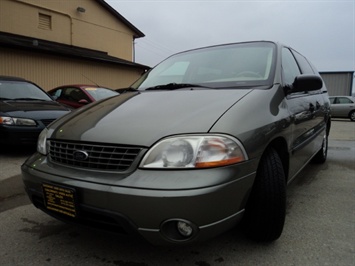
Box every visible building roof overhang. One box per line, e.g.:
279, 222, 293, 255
0, 32, 150, 70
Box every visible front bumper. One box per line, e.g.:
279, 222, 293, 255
21, 154, 256, 245
0, 126, 42, 145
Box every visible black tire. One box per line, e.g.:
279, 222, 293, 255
242, 147, 286, 242
311, 130, 328, 164
350, 110, 355, 122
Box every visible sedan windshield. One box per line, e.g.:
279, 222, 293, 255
0, 81, 52, 101
133, 42, 276, 90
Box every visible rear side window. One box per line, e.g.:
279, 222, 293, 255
67, 88, 90, 101
336, 97, 353, 104
282, 48, 301, 86
292, 50, 315, 74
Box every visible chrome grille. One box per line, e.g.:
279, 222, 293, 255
48, 140, 142, 171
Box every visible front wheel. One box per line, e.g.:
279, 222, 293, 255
242, 147, 286, 242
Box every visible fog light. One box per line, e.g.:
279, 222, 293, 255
161, 219, 198, 242
177, 221, 193, 237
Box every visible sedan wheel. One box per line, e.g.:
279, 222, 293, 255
350, 110, 355, 122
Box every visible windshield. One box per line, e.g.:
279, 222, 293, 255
84, 87, 118, 101
0, 81, 52, 101
133, 42, 276, 90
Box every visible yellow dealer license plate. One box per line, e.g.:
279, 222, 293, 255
42, 183, 77, 218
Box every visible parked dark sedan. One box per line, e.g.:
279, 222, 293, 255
48, 84, 118, 109
0, 76, 71, 146
22, 41, 331, 245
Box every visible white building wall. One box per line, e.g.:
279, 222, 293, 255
320, 72, 354, 96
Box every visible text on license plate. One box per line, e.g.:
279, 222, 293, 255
42, 183, 77, 218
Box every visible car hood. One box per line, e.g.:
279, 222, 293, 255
51, 89, 251, 146
0, 100, 71, 119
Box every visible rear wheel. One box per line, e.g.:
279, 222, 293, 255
311, 130, 328, 163
242, 147, 286, 242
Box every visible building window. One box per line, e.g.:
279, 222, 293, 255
38, 13, 52, 30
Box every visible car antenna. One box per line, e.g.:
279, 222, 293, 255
81, 74, 100, 87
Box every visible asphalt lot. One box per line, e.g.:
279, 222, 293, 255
0, 119, 354, 265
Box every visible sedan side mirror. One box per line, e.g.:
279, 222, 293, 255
78, 99, 89, 104
290, 74, 323, 93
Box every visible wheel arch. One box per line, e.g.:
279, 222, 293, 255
243, 137, 288, 242
347, 109, 355, 121
326, 118, 331, 135
264, 137, 289, 182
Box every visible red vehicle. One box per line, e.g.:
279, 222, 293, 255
49, 85, 118, 108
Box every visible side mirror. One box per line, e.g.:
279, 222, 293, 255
78, 99, 89, 104
289, 74, 323, 93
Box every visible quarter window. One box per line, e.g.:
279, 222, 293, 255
282, 48, 301, 86
51, 89, 62, 98
329, 97, 336, 104
292, 50, 315, 74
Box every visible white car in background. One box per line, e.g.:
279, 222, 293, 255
329, 96, 355, 121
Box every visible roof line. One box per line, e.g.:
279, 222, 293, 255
319, 71, 355, 74
96, 0, 145, 38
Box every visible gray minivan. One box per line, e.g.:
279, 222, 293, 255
22, 41, 331, 245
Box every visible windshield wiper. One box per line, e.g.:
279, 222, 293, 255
116, 87, 138, 94
12, 98, 48, 101
145, 83, 211, 91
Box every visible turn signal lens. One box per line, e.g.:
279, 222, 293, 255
37, 128, 49, 155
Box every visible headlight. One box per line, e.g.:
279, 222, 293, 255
140, 135, 248, 169
0, 116, 36, 126
37, 128, 49, 155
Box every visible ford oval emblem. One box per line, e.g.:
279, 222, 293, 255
73, 150, 89, 161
